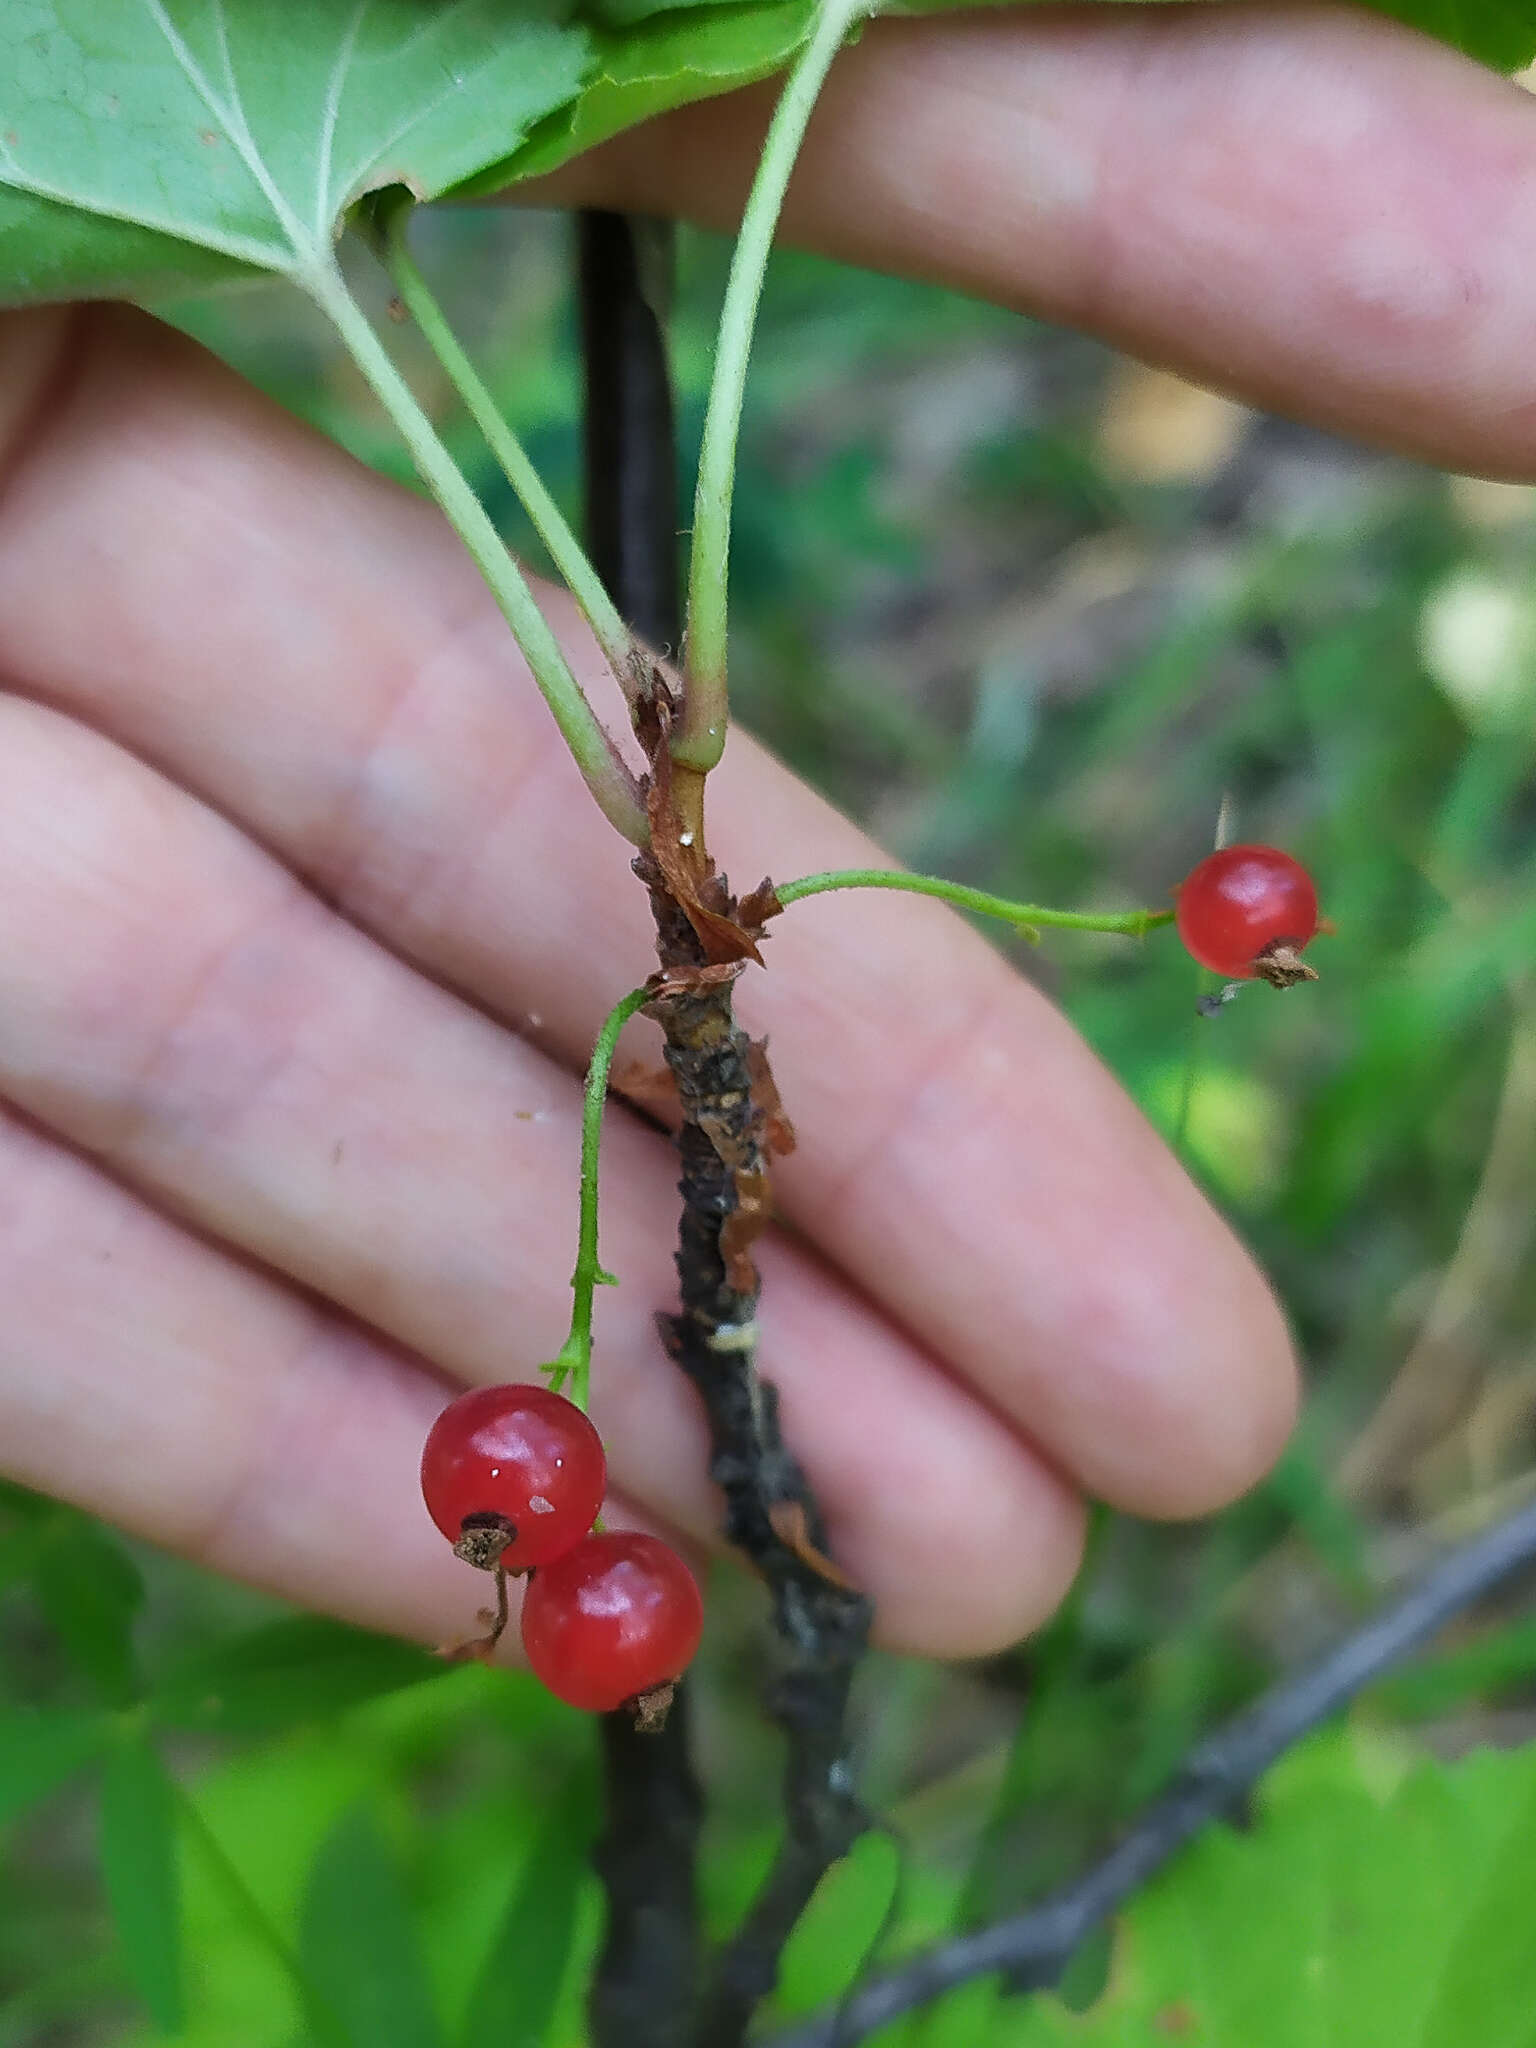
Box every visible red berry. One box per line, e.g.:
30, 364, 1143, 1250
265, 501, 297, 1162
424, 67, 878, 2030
1175, 845, 1320, 987
520, 1531, 704, 1713
421, 1384, 605, 1570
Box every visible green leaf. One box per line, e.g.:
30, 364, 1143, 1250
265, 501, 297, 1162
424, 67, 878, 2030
150, 1614, 441, 1737
462, 0, 819, 192
0, 1523, 43, 1595
0, 1706, 110, 1827
0, 1477, 53, 1522
99, 1736, 183, 2033
457, 1764, 598, 2048
1421, 1752, 1536, 2048
0, 1482, 49, 1598
0, 0, 594, 305
29, 1512, 144, 1707
4, 0, 1532, 312
775, 1829, 903, 2018
992, 1730, 1536, 2048
1374, 0, 1536, 70
300, 1805, 445, 2048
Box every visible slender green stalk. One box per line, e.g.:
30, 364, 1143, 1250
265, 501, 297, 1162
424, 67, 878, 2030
772, 868, 1176, 941
365, 195, 639, 694
681, 0, 869, 772
309, 264, 648, 848
543, 985, 653, 1413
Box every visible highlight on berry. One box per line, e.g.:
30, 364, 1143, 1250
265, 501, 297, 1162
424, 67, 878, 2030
420, 1382, 606, 1572
421, 1383, 704, 1717
521, 1530, 705, 1720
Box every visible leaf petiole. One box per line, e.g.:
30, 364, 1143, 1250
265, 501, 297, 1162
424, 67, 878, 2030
681, 0, 871, 775
771, 868, 1176, 941
310, 262, 649, 848
361, 193, 643, 702
542, 985, 654, 1413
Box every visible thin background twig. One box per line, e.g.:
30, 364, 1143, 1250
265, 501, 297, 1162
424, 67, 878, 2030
768, 1494, 1536, 2048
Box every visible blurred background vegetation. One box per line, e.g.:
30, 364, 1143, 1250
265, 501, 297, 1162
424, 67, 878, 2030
5, 202, 1536, 2044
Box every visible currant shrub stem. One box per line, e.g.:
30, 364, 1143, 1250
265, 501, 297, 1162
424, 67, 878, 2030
310, 265, 649, 847
772, 868, 1176, 941
680, 0, 870, 774
543, 985, 653, 1412
365, 195, 640, 698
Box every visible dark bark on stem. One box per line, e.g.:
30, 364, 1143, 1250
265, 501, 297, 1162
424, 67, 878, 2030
579, 211, 680, 654
591, 1697, 705, 2048
640, 882, 874, 2048
580, 204, 874, 2048
580, 209, 705, 2048
766, 1494, 1536, 2048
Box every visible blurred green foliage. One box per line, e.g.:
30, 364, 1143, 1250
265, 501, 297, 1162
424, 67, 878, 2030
5, 206, 1536, 2043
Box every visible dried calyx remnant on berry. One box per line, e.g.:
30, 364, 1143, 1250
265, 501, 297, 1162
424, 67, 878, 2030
421, 1384, 704, 1718
420, 1382, 606, 1571
1175, 845, 1321, 988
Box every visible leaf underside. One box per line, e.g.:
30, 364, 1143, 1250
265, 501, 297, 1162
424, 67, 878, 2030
1, 0, 1532, 312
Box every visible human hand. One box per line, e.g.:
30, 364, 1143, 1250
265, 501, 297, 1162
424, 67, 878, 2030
7, 0, 1518, 1662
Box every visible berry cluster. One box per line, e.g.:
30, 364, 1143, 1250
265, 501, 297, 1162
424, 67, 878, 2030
421, 1383, 702, 1715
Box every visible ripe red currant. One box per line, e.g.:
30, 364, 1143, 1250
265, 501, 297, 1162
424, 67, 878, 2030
520, 1531, 704, 1714
1175, 845, 1320, 987
420, 1383, 605, 1571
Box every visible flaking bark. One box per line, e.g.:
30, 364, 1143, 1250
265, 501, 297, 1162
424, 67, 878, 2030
579, 202, 873, 2048
640, 862, 874, 2048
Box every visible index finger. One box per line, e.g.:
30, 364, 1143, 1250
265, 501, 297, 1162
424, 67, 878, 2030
0, 305, 1296, 1527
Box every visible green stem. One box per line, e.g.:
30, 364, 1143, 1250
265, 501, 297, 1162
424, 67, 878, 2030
543, 985, 653, 1413
772, 868, 1176, 941
309, 263, 648, 848
364, 195, 639, 696
681, 0, 869, 772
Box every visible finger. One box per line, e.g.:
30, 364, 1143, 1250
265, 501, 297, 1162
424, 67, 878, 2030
526, 3, 1536, 477
0, 1092, 723, 1660
0, 304, 1295, 1517
0, 691, 1083, 1657
0, 1093, 524, 1651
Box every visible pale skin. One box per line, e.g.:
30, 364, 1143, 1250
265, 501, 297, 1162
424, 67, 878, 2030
0, 4, 1527, 1662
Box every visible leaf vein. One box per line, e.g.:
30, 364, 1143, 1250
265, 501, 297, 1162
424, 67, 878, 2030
330, 0, 497, 207
137, 0, 317, 266
315, 0, 371, 241
0, 152, 280, 272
